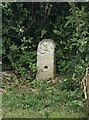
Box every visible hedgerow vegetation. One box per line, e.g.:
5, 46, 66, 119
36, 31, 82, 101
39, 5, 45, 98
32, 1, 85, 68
2, 2, 89, 118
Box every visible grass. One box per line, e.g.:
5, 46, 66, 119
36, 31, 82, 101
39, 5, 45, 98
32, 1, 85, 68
2, 73, 87, 118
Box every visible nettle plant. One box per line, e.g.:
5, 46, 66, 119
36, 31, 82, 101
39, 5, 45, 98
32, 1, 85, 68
8, 37, 37, 81
64, 3, 89, 77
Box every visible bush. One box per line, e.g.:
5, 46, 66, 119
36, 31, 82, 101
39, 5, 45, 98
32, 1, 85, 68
2, 2, 89, 82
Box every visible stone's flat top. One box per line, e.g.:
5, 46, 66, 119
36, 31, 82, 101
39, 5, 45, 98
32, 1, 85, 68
41, 39, 54, 42
39, 39, 55, 44
38, 39, 55, 53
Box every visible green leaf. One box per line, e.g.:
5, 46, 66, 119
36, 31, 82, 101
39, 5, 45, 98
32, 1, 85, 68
41, 29, 47, 38
53, 30, 61, 36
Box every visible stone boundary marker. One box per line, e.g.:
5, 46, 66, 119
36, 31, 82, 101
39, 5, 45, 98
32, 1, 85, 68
36, 39, 56, 81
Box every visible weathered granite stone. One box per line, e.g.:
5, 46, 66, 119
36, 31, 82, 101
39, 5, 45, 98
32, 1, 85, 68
36, 39, 56, 81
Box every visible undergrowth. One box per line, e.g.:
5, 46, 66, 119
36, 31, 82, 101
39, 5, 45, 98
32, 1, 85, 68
2, 73, 87, 118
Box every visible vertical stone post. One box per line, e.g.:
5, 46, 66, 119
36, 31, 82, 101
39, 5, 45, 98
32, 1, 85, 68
36, 39, 56, 81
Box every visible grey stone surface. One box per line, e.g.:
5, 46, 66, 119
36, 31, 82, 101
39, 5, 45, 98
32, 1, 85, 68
36, 39, 56, 81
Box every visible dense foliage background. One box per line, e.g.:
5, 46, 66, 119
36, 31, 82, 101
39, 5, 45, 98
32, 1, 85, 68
2, 2, 89, 81
2, 2, 89, 118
